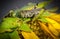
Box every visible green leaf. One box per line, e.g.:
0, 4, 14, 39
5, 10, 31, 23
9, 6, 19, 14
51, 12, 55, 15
9, 30, 20, 39
42, 11, 50, 16
0, 33, 10, 39
37, 1, 50, 8
38, 17, 48, 23
23, 18, 31, 23
0, 17, 20, 33
19, 22, 31, 32
0, 28, 12, 33
1, 17, 18, 28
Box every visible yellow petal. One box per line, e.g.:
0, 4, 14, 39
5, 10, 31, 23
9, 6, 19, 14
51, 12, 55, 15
21, 31, 39, 39
45, 18, 60, 29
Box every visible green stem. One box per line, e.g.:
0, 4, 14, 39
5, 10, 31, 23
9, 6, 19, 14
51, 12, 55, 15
32, 9, 45, 22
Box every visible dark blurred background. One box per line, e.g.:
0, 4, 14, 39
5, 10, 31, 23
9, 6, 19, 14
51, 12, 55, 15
0, 0, 60, 18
